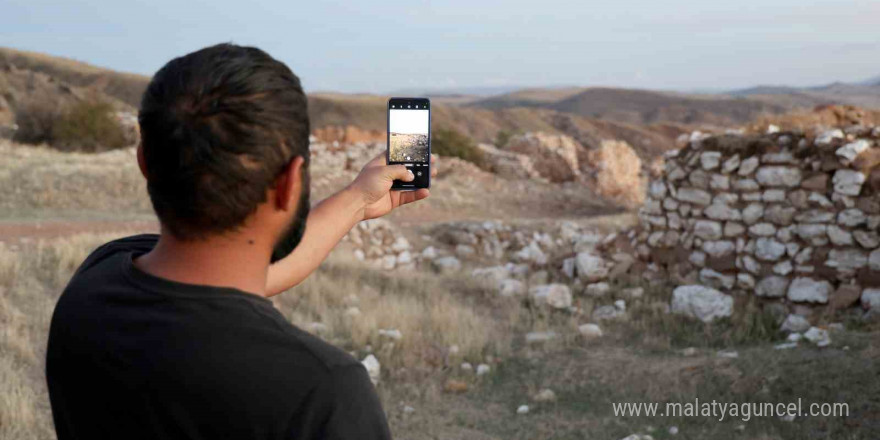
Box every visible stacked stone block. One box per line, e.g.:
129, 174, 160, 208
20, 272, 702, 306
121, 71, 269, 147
636, 126, 880, 312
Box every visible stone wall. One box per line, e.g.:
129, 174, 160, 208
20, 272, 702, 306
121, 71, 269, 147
635, 126, 880, 313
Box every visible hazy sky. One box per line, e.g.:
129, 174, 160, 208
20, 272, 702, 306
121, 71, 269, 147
2, 0, 879, 93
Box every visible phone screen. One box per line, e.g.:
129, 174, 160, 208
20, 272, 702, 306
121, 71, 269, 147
387, 98, 430, 189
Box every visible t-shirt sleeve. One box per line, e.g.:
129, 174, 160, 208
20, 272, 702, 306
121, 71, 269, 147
311, 363, 392, 440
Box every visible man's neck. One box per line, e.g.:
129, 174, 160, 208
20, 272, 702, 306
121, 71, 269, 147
134, 230, 272, 297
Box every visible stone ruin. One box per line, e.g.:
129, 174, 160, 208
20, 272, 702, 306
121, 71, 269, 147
335, 124, 880, 329
634, 125, 880, 315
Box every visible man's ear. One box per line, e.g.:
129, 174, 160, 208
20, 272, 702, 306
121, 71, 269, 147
136, 142, 148, 179
274, 156, 305, 212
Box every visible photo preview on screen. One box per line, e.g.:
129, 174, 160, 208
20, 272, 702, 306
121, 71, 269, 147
389, 108, 429, 163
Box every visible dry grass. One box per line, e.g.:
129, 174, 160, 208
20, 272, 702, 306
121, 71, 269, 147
0, 233, 121, 440
275, 249, 532, 374
385, 280, 880, 440
0, 140, 151, 220
0, 234, 526, 439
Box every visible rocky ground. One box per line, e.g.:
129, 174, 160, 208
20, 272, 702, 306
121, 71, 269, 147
389, 133, 429, 163
2, 127, 879, 439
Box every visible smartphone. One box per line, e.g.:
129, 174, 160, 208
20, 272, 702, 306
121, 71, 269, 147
387, 97, 431, 190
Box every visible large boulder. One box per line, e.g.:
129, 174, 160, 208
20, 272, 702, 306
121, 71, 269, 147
431, 256, 462, 274
471, 266, 511, 286
361, 354, 381, 385
584, 139, 645, 207
498, 279, 527, 297
505, 132, 583, 182
780, 314, 811, 333
529, 284, 573, 309
578, 323, 603, 339
803, 326, 832, 347
671, 285, 734, 323
575, 252, 609, 282
477, 143, 541, 180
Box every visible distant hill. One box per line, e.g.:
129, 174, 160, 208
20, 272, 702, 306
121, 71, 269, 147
470, 77, 880, 126
552, 88, 787, 125
462, 87, 587, 110
729, 80, 880, 110
470, 87, 790, 126
386, 85, 525, 98
861, 76, 880, 86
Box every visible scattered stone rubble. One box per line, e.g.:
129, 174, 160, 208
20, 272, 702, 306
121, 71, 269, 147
341, 217, 637, 337
310, 139, 384, 177
344, 218, 417, 270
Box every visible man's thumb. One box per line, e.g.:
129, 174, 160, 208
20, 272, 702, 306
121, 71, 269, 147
385, 165, 414, 181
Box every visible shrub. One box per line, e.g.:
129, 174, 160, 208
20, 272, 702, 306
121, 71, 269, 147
12, 96, 62, 145
51, 99, 127, 152
431, 127, 485, 167
13, 96, 129, 152
494, 129, 518, 148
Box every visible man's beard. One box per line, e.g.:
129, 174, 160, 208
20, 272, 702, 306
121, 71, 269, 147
270, 170, 310, 263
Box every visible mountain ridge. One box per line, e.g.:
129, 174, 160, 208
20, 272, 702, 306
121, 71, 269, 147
4, 45, 880, 164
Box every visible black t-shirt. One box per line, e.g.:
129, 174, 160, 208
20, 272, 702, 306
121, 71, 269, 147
46, 234, 391, 440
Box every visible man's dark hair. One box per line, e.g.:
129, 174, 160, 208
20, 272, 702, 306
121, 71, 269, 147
138, 43, 310, 240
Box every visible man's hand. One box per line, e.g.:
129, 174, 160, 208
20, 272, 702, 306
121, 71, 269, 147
348, 153, 437, 221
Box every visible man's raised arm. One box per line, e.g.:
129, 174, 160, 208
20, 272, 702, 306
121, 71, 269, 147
265, 154, 435, 296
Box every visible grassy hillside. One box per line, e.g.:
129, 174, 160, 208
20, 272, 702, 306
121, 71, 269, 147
0, 47, 150, 108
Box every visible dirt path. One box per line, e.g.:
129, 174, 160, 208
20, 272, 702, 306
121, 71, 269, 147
0, 219, 159, 243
